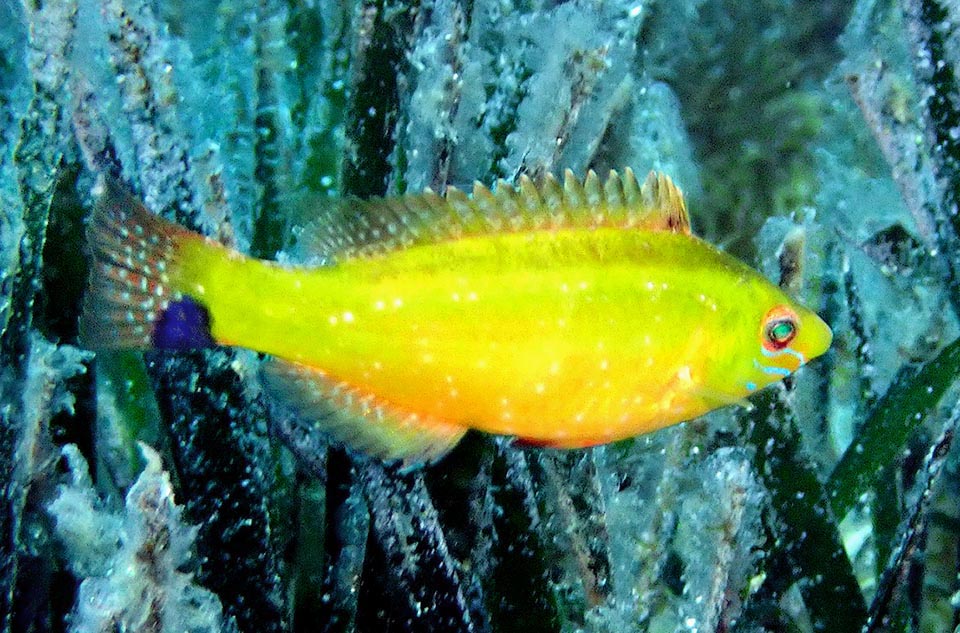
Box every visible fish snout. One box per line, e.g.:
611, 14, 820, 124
801, 311, 833, 363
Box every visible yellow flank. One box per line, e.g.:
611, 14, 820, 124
83, 170, 833, 462
172, 225, 831, 448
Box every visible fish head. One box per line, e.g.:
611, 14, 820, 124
737, 298, 833, 394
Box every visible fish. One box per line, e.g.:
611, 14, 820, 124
81, 169, 833, 466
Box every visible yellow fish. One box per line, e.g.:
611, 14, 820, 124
82, 169, 832, 465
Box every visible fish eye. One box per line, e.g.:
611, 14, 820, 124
762, 306, 798, 351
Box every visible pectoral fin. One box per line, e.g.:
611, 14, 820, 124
262, 359, 467, 467
693, 386, 755, 413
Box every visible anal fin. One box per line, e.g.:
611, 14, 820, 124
262, 359, 467, 467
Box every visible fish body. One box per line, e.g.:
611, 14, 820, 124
84, 170, 832, 464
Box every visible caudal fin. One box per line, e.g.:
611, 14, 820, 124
81, 178, 214, 351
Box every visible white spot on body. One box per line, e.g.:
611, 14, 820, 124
342, 311, 355, 323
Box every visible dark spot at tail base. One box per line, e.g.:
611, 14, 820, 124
153, 297, 215, 350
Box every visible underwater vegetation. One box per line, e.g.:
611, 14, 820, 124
3, 0, 960, 631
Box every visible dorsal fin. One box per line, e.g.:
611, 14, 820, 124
297, 169, 691, 262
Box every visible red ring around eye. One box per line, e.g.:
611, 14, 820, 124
761, 305, 799, 352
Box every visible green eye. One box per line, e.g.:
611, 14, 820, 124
766, 318, 797, 348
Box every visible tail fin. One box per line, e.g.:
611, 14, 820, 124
81, 178, 214, 351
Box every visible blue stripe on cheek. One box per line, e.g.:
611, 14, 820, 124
152, 297, 215, 349
753, 358, 791, 377
760, 345, 807, 366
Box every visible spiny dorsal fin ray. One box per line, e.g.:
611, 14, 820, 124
262, 359, 467, 467
297, 169, 691, 262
